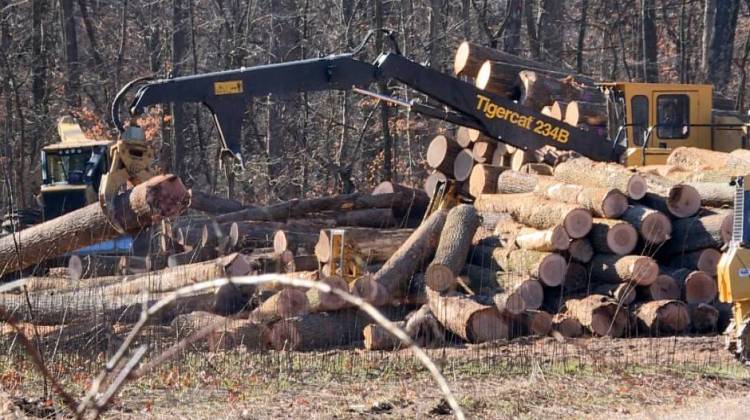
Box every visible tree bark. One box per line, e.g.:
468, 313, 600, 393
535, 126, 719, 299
620, 205, 672, 244
589, 254, 659, 286
249, 288, 309, 324
554, 157, 647, 199
641, 0, 659, 82
658, 211, 732, 255
639, 273, 681, 301
568, 238, 594, 264
668, 268, 718, 304
0, 175, 188, 275
552, 313, 584, 337
514, 226, 570, 252
314, 228, 414, 265
493, 248, 567, 287
474, 193, 592, 239
563, 101, 607, 126
427, 290, 508, 343
425, 205, 479, 292
373, 210, 448, 299
468, 164, 506, 198
707, 0, 740, 92
589, 218, 638, 255
635, 300, 690, 335
671, 248, 721, 275
593, 283, 636, 306
536, 182, 629, 219
189, 190, 246, 215
565, 294, 629, 337
60, 0, 80, 107
171, 311, 270, 351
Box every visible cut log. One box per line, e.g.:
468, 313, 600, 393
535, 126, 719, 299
493, 292, 526, 316
620, 205, 672, 244
552, 313, 584, 338
568, 238, 594, 264
686, 182, 735, 208
373, 210, 448, 298
472, 141, 496, 163
666, 146, 750, 172
455, 126, 474, 148
270, 306, 410, 351
689, 303, 719, 333
216, 191, 416, 224
639, 273, 681, 301
305, 276, 349, 313
548, 101, 564, 120
118, 255, 154, 274
669, 268, 718, 304
468, 164, 505, 197
0, 174, 188, 275
494, 249, 567, 287
639, 180, 701, 219
171, 312, 270, 351
518, 70, 603, 108
506, 309, 552, 337
594, 283, 636, 306
589, 254, 659, 286
273, 230, 319, 255
658, 211, 732, 255
554, 157, 647, 199
426, 134, 462, 174
427, 290, 508, 343
363, 321, 407, 351
249, 288, 309, 324
496, 170, 541, 194
314, 228, 414, 264
404, 304, 445, 347
520, 162, 554, 175
425, 205, 480, 292
565, 294, 629, 337
635, 300, 690, 335
563, 262, 590, 293
424, 171, 448, 197
371, 181, 430, 219
514, 226, 570, 252
463, 264, 501, 294
498, 274, 544, 310
167, 247, 219, 268
491, 144, 508, 166
189, 190, 246, 215
475, 60, 521, 98
589, 219, 638, 255
672, 248, 721, 275
68, 255, 121, 280
474, 193, 592, 238
531, 179, 628, 219
453, 149, 476, 182
563, 101, 607, 126
510, 149, 537, 171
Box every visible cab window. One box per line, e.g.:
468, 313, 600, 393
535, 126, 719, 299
630, 95, 649, 146
657, 94, 689, 139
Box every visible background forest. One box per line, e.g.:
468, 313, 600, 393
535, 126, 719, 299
0, 0, 748, 208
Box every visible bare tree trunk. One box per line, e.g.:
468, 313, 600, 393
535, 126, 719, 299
60, 0, 80, 107
707, 0, 740, 92
641, 0, 658, 82
375, 0, 394, 181
700, 0, 717, 78
503, 0, 523, 55
170, 0, 188, 178
537, 0, 564, 62
576, 0, 589, 73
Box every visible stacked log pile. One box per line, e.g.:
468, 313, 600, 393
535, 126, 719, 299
2, 43, 744, 355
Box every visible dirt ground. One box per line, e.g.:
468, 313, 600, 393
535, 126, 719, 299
2, 335, 750, 419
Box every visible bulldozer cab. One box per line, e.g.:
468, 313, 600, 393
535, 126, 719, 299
601, 82, 747, 166
39, 117, 113, 220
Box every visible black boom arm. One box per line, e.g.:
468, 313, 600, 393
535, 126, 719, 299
119, 52, 624, 164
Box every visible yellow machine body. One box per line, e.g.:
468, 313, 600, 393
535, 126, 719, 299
599, 82, 747, 167
718, 246, 750, 328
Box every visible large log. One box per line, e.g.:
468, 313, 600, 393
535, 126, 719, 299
475, 60, 522, 98
496, 170, 540, 194
425, 205, 480, 292
427, 290, 508, 343
593, 283, 636, 306
589, 254, 659, 286
640, 174, 701, 218
658, 211, 732, 256
0, 174, 189, 275
305, 276, 349, 313
68, 255, 121, 280
453, 149, 476, 182
249, 288, 309, 324
589, 218, 638, 255
510, 149, 537, 171
518, 71, 603, 110
689, 303, 719, 333
666, 146, 750, 172
371, 181, 430, 220
273, 230, 319, 255
189, 190, 246, 215
494, 249, 567, 287
427, 134, 462, 175
514, 226, 570, 252
634, 300, 690, 335
216, 191, 416, 224
685, 181, 734, 208
551, 313, 584, 338
463, 264, 501, 294
563, 101, 607, 126
171, 311, 270, 351
468, 164, 506, 198
672, 248, 721, 275
565, 295, 629, 337
620, 205, 672, 244
424, 171, 448, 197
455, 126, 474, 148
472, 140, 498, 163
554, 157, 647, 199
568, 238, 593, 263
269, 306, 410, 351
494, 274, 544, 314
638, 273, 681, 301
506, 309, 553, 337
314, 228, 414, 265
373, 210, 448, 299
536, 182, 628, 218
668, 268, 718, 304
474, 193, 592, 239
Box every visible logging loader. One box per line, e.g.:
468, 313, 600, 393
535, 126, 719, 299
718, 176, 750, 363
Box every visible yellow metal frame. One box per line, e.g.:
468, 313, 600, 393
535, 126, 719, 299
717, 177, 750, 334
